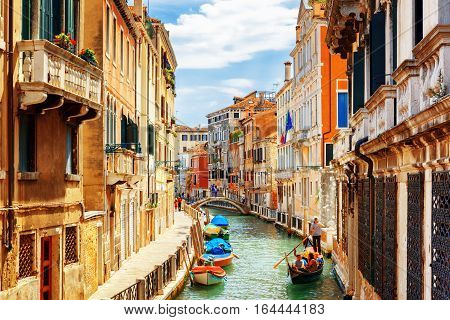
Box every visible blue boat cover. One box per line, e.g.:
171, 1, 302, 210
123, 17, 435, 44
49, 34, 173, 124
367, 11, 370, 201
202, 252, 232, 260
211, 215, 229, 227
205, 238, 232, 254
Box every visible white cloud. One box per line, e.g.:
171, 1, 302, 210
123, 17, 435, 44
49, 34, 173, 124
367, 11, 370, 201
166, 0, 298, 69
221, 78, 254, 88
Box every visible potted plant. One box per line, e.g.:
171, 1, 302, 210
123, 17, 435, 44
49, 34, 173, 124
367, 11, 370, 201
164, 68, 176, 91
53, 33, 76, 53
79, 48, 99, 66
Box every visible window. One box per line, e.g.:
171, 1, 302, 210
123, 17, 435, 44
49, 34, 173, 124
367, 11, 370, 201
325, 143, 334, 167
202, 134, 207, 141
65, 125, 78, 174
234, 112, 239, 118
64, 226, 78, 265
106, 6, 110, 55
19, 114, 36, 172
113, 17, 117, 61
183, 147, 187, 152
19, 233, 36, 279
22, 0, 32, 40
182, 134, 188, 141
40, 0, 59, 41
337, 92, 349, 128
126, 41, 130, 78
65, 0, 75, 38
190, 135, 197, 141
148, 124, 155, 155
120, 30, 124, 73
414, 0, 423, 46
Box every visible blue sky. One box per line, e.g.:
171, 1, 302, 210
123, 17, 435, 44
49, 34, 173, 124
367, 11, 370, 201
147, 0, 299, 127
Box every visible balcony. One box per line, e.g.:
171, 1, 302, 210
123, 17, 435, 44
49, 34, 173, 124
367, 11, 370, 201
17, 40, 102, 120
393, 59, 421, 123
350, 108, 368, 150
106, 145, 144, 185
333, 128, 352, 161
366, 85, 397, 140
274, 170, 294, 181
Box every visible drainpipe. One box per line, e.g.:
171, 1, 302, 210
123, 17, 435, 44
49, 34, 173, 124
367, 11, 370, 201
354, 136, 375, 285
5, 0, 15, 250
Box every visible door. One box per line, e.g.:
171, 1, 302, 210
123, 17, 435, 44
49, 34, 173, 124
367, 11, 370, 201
129, 201, 134, 254
40, 237, 52, 300
120, 201, 126, 263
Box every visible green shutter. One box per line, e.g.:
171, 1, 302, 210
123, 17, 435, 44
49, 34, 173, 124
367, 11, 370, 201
65, 0, 75, 37
22, 0, 32, 40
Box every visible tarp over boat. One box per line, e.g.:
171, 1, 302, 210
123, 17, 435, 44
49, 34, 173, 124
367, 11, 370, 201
205, 238, 232, 255
211, 215, 229, 227
204, 224, 221, 236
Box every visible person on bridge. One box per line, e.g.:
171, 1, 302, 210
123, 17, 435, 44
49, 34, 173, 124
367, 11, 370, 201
310, 217, 322, 253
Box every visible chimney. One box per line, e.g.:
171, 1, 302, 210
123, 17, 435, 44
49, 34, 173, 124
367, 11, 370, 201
259, 92, 265, 105
133, 0, 144, 19
284, 61, 292, 83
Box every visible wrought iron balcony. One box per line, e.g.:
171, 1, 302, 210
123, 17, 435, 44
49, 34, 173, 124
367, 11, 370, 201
106, 148, 144, 185
105, 143, 142, 154
17, 40, 102, 120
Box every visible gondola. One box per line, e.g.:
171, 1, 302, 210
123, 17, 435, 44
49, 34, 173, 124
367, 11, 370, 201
200, 252, 235, 267
288, 263, 323, 284
190, 266, 227, 286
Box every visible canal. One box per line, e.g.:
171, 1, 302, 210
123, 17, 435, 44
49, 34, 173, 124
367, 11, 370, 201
176, 206, 343, 300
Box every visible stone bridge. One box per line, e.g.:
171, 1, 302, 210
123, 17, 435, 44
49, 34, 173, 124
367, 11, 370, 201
191, 197, 250, 214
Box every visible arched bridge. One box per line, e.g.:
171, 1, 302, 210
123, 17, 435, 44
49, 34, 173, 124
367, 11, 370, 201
192, 197, 250, 214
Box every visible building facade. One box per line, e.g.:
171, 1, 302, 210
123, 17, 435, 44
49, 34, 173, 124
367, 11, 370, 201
207, 91, 275, 197
327, 0, 449, 300
174, 125, 208, 196
185, 143, 209, 200
276, 0, 348, 249
0, 0, 176, 300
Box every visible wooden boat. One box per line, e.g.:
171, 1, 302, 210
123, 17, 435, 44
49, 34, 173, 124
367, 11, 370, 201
288, 263, 323, 284
200, 252, 235, 267
190, 266, 226, 286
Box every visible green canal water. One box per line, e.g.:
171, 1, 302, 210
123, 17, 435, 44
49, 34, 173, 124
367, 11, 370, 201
176, 207, 343, 300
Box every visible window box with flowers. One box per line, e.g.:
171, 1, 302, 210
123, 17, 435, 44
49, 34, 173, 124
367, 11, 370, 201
164, 68, 176, 91
79, 48, 99, 66
53, 33, 76, 53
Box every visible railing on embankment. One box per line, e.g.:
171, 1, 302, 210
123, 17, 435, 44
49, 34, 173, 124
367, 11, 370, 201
111, 203, 204, 300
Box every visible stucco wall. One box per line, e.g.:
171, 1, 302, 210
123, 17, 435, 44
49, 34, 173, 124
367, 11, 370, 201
80, 218, 101, 299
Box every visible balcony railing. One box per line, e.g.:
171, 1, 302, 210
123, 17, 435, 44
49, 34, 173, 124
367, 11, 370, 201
17, 40, 102, 109
350, 108, 368, 150
333, 128, 352, 160
274, 170, 294, 181
366, 85, 397, 140
106, 143, 142, 154
106, 148, 144, 184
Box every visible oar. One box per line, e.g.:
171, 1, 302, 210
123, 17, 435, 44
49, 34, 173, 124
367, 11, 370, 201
273, 242, 303, 269
232, 252, 240, 259
183, 246, 195, 286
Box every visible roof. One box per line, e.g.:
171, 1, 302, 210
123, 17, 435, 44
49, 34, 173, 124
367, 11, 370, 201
186, 143, 208, 154
175, 125, 208, 133
206, 91, 275, 118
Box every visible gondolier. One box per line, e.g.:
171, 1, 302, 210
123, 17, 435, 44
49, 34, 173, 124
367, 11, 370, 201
310, 217, 322, 253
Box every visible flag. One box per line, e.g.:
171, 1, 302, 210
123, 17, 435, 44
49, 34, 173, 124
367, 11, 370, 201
285, 111, 293, 132
280, 132, 286, 145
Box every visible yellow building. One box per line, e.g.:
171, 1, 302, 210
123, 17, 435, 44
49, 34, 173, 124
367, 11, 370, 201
1, 0, 103, 299
152, 18, 177, 237
0, 0, 176, 300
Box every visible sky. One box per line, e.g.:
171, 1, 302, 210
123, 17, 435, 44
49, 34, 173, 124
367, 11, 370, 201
147, 0, 299, 127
